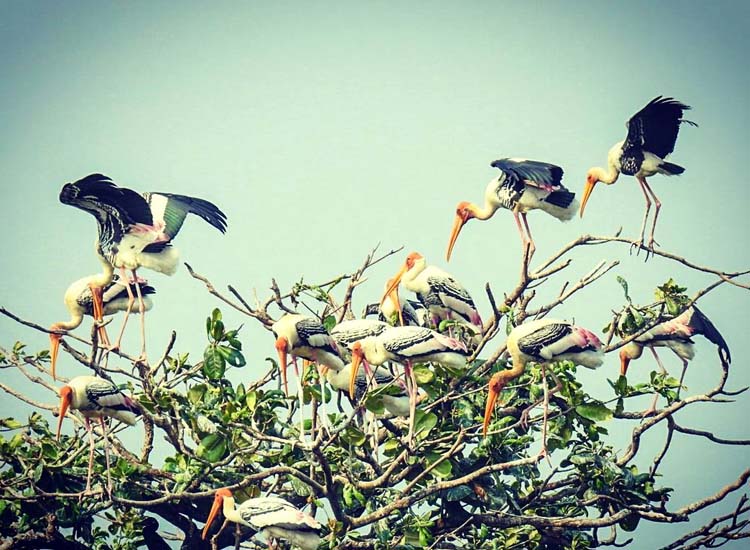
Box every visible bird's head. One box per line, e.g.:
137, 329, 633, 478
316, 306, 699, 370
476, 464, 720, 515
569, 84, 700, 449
274, 336, 290, 395
349, 342, 368, 399
56, 385, 73, 441
618, 342, 643, 376
580, 169, 609, 217
482, 372, 508, 436
202, 488, 233, 540
446, 202, 476, 262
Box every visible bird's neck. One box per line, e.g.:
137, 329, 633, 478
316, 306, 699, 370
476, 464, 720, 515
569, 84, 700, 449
327, 364, 351, 390
620, 341, 643, 360
90, 258, 115, 288
51, 311, 84, 332
591, 165, 619, 185
500, 356, 527, 387
223, 496, 241, 523
471, 197, 498, 221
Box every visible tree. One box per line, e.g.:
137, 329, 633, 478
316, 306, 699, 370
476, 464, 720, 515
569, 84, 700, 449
0, 234, 748, 550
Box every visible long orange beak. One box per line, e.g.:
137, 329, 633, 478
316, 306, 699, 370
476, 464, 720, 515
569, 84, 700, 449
381, 265, 408, 323
275, 337, 289, 395
49, 329, 63, 381
446, 213, 467, 262
349, 345, 365, 399
579, 180, 597, 218
202, 494, 224, 540
482, 373, 504, 436
620, 353, 631, 377
56, 386, 72, 440
384, 279, 404, 326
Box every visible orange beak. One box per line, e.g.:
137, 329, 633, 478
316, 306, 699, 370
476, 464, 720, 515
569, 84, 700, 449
349, 344, 366, 399
56, 386, 72, 440
49, 328, 63, 381
384, 279, 404, 326
275, 337, 290, 395
381, 265, 409, 324
579, 179, 597, 218
482, 373, 505, 436
202, 492, 225, 540
620, 352, 631, 377
446, 212, 468, 262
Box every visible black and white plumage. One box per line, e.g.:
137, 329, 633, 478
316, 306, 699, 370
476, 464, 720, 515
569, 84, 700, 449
384, 252, 482, 333
329, 319, 390, 355
202, 488, 321, 550
49, 274, 155, 379
59, 174, 227, 358
581, 97, 697, 251
484, 319, 603, 448
363, 278, 428, 326
325, 363, 410, 417
447, 159, 577, 260
56, 375, 140, 495
619, 306, 730, 379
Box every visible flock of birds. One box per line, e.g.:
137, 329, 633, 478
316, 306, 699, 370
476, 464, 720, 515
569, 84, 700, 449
46, 96, 732, 549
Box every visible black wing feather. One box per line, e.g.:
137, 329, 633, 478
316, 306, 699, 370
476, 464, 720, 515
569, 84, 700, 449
688, 306, 731, 364
148, 192, 228, 235
491, 158, 565, 189
624, 97, 696, 159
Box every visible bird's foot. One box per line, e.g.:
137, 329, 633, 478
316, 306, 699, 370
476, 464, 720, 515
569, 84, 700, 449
629, 239, 645, 256
519, 407, 534, 430
641, 407, 658, 422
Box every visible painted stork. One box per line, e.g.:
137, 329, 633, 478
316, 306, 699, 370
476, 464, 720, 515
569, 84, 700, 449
349, 325, 468, 440
447, 159, 577, 260
383, 252, 482, 334
202, 488, 321, 550
324, 362, 410, 417
580, 96, 697, 251
56, 375, 140, 495
49, 274, 155, 379
59, 173, 227, 358
483, 319, 603, 453
619, 306, 730, 412
330, 319, 390, 355
364, 278, 427, 326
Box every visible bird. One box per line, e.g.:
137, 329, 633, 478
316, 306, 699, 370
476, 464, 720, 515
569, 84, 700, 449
580, 96, 697, 252
483, 319, 603, 453
202, 488, 321, 550
49, 273, 155, 379
363, 278, 427, 327
324, 362, 410, 417
59, 173, 227, 359
619, 305, 730, 412
349, 325, 468, 440
56, 375, 140, 495
383, 252, 482, 335
446, 158, 577, 260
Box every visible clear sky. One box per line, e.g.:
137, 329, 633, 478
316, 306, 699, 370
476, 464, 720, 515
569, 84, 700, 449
1, 1, 748, 547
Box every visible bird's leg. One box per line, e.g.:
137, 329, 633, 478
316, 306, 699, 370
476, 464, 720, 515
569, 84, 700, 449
649, 346, 668, 374
521, 212, 536, 258
293, 358, 305, 443
111, 267, 136, 352
677, 359, 689, 400
85, 418, 95, 495
99, 417, 113, 499
317, 364, 331, 431
641, 178, 662, 251
89, 284, 111, 348
540, 364, 551, 463
520, 371, 563, 429
513, 208, 533, 259
630, 177, 652, 256
133, 270, 148, 362
404, 361, 417, 446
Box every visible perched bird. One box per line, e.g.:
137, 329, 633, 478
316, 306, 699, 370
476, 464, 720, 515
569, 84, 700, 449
202, 488, 321, 550
56, 375, 140, 495
350, 325, 468, 440
324, 362, 410, 417
59, 173, 227, 358
580, 97, 697, 251
49, 274, 155, 379
272, 314, 345, 395
619, 306, 730, 411
447, 159, 577, 260
383, 252, 482, 334
364, 278, 427, 326
483, 319, 603, 452
330, 319, 390, 355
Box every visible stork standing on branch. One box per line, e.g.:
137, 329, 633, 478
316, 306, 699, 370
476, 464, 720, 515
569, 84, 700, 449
483, 319, 603, 454
447, 158, 577, 260
580, 96, 697, 252
619, 305, 731, 414
49, 274, 155, 379
59, 174, 227, 360
202, 488, 321, 550
56, 375, 140, 496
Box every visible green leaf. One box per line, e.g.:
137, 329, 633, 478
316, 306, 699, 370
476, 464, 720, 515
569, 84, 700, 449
211, 319, 225, 342
617, 275, 631, 302
203, 347, 226, 380
323, 315, 336, 331
414, 410, 438, 439
217, 346, 246, 367
196, 434, 228, 463
413, 364, 434, 385
576, 403, 613, 422
0, 418, 22, 430
618, 512, 640, 532
187, 384, 207, 405
211, 308, 222, 323
425, 452, 452, 478
245, 390, 258, 412
383, 438, 401, 457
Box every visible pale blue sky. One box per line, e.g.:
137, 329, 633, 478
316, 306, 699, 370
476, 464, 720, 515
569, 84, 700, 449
1, 2, 748, 547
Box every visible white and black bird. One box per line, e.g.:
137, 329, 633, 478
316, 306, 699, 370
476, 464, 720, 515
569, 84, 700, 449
619, 305, 730, 400
202, 488, 321, 550
383, 252, 482, 334
349, 325, 468, 440
49, 274, 155, 379
483, 319, 603, 452
580, 97, 697, 250
447, 159, 577, 260
59, 173, 227, 358
56, 375, 140, 495
324, 362, 410, 417
363, 278, 427, 326
330, 319, 390, 355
